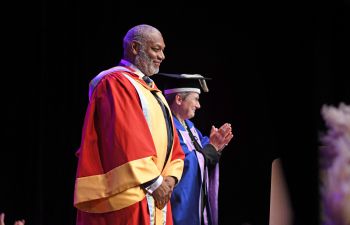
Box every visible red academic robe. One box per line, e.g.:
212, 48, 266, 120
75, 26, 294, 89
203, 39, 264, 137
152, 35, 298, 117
74, 67, 184, 225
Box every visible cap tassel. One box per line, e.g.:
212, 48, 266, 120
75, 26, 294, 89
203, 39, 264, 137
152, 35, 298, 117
199, 79, 209, 92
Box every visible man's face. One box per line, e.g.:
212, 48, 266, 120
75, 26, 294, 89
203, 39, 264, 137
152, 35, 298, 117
134, 32, 165, 76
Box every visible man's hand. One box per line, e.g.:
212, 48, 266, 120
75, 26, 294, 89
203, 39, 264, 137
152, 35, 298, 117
164, 176, 176, 190
152, 176, 176, 209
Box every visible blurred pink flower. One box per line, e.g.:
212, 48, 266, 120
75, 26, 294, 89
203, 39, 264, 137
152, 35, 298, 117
320, 103, 350, 225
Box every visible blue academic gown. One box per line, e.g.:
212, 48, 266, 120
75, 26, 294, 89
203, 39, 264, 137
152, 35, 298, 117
171, 117, 219, 225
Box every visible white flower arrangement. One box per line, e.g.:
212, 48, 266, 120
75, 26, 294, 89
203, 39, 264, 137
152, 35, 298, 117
320, 103, 350, 225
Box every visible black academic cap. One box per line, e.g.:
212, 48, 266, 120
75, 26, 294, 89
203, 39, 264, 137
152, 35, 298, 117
156, 73, 211, 95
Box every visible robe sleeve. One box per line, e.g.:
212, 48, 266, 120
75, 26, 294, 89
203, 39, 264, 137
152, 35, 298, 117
196, 127, 221, 166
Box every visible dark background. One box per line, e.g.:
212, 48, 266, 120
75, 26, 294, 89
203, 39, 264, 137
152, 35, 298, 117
1, 3, 349, 225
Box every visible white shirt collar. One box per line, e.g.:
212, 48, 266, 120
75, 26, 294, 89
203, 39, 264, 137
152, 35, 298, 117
119, 59, 146, 79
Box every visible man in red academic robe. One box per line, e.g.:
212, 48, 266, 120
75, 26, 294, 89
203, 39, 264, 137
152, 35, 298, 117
73, 24, 185, 225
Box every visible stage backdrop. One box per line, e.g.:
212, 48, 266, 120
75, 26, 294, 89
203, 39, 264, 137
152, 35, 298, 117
1, 3, 349, 225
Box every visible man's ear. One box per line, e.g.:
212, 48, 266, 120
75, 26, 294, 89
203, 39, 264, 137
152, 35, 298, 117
131, 41, 141, 55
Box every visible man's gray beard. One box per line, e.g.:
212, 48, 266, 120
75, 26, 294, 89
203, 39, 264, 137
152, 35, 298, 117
134, 50, 159, 76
